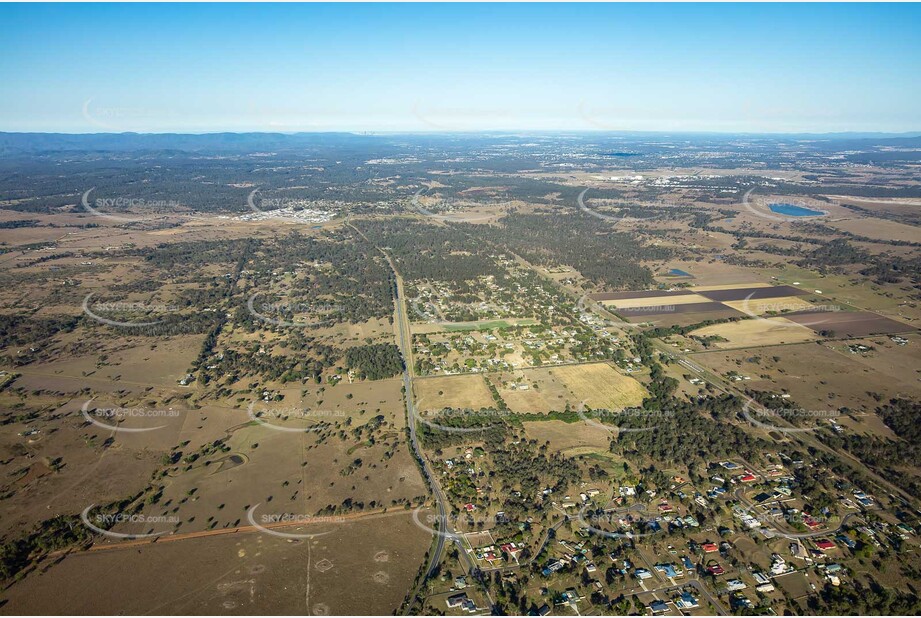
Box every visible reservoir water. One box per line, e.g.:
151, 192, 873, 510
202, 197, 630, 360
769, 203, 825, 217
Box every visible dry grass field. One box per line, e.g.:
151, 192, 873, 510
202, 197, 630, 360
691, 318, 819, 349
492, 368, 572, 414
651, 263, 768, 287
0, 509, 433, 615
601, 293, 712, 309
521, 419, 613, 457
413, 374, 495, 412
824, 217, 921, 243
722, 295, 817, 315
551, 363, 647, 410
692, 342, 913, 415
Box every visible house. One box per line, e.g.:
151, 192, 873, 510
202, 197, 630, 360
707, 563, 725, 576
770, 554, 788, 575
561, 588, 581, 604
730, 594, 753, 610
542, 560, 564, 576
681, 556, 694, 570
702, 542, 719, 553
446, 593, 477, 612
836, 535, 858, 549
634, 568, 653, 580
815, 539, 836, 551
500, 542, 522, 559
675, 592, 699, 609
650, 600, 669, 615
726, 579, 747, 592
740, 473, 757, 483
654, 563, 682, 578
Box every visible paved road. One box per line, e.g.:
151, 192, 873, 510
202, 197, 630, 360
640, 579, 728, 616
733, 488, 862, 540
580, 297, 917, 512
349, 223, 491, 611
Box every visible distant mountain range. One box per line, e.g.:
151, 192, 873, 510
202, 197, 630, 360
0, 130, 919, 156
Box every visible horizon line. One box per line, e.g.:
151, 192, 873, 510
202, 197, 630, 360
3, 129, 921, 138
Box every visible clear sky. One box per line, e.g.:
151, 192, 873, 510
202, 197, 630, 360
2, 2, 919, 134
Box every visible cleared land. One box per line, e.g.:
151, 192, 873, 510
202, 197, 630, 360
691, 318, 818, 349
784, 310, 916, 337
693, 342, 912, 415
697, 285, 806, 302
551, 363, 647, 410
602, 293, 712, 309
522, 420, 612, 457
493, 367, 573, 414
722, 295, 817, 315
414, 374, 496, 412
0, 509, 433, 615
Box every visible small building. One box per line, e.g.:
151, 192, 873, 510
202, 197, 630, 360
676, 591, 699, 609
650, 600, 669, 615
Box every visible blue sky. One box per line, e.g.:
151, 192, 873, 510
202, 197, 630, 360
2, 3, 919, 133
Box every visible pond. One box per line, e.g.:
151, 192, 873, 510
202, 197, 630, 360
769, 203, 825, 217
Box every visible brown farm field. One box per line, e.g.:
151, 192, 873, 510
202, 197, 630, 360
692, 341, 920, 416
784, 310, 916, 337
491, 367, 573, 414
521, 419, 612, 457
0, 509, 433, 615
551, 363, 648, 410
690, 318, 819, 349
413, 374, 495, 413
